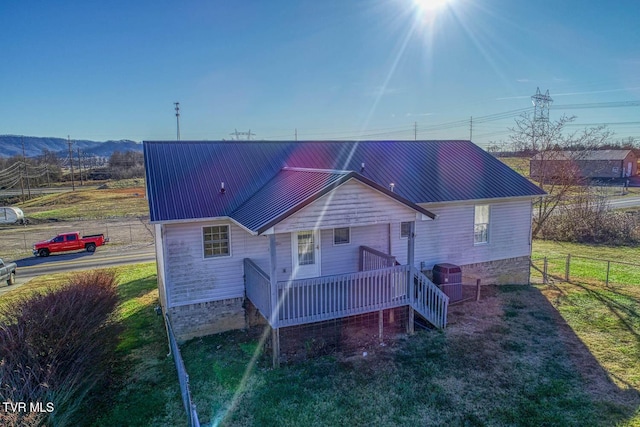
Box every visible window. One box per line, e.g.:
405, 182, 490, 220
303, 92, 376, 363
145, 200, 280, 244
400, 222, 412, 238
203, 225, 230, 258
474, 205, 490, 244
67, 234, 77, 241
297, 231, 315, 265
334, 227, 350, 245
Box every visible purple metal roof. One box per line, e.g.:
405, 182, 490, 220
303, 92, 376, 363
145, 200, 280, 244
144, 140, 545, 224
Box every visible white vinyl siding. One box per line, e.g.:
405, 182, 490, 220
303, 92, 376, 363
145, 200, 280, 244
274, 224, 389, 280
154, 223, 167, 309
163, 221, 270, 307
415, 199, 533, 270
321, 223, 389, 276
274, 179, 418, 233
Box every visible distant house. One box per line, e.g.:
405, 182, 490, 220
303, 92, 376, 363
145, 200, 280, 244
144, 140, 545, 362
530, 149, 638, 181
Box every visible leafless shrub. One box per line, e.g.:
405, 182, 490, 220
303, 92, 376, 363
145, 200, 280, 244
0, 270, 121, 427
540, 189, 640, 245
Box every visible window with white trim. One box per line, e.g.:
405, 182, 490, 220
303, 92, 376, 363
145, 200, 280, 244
334, 227, 350, 245
203, 225, 230, 258
474, 205, 490, 244
297, 231, 315, 265
400, 222, 412, 238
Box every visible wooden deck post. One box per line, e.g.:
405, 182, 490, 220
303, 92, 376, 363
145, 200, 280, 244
271, 326, 280, 368
407, 221, 415, 335
378, 310, 384, 342
269, 234, 280, 368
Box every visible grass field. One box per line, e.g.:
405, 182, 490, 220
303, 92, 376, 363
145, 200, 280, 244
15, 179, 148, 221
175, 240, 640, 426
498, 156, 530, 177
2, 241, 638, 426
0, 263, 186, 427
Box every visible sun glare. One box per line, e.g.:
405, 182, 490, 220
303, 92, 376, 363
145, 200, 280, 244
413, 0, 452, 13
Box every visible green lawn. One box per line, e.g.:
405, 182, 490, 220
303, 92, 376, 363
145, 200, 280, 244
532, 240, 640, 287
180, 254, 640, 426
3, 243, 638, 426
0, 263, 185, 427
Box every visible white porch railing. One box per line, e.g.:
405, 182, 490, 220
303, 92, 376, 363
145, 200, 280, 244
244, 260, 449, 329
277, 265, 409, 327
411, 267, 449, 329
359, 245, 397, 271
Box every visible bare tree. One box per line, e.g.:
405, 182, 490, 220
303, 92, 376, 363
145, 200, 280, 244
509, 113, 613, 237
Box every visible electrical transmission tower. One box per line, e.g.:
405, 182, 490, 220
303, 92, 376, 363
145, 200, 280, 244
531, 87, 553, 123
229, 129, 255, 140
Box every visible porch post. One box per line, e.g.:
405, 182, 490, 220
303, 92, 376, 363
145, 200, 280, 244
407, 221, 415, 268
407, 221, 415, 334
269, 234, 280, 368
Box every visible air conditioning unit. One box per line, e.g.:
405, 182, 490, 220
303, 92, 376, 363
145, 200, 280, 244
432, 263, 462, 302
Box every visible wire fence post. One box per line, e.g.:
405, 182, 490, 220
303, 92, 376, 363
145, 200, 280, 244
606, 261, 610, 287
475, 279, 481, 301
543, 257, 548, 284
565, 254, 571, 282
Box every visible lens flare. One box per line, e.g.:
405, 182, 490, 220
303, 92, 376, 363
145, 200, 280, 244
413, 0, 452, 13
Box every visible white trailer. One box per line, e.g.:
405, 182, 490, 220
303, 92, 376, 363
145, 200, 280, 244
0, 207, 25, 224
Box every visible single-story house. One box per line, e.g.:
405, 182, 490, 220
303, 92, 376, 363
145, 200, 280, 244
144, 140, 545, 363
530, 149, 638, 181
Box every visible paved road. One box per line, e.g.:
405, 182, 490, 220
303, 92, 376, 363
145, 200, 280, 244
607, 196, 640, 210
0, 185, 82, 198
0, 247, 156, 296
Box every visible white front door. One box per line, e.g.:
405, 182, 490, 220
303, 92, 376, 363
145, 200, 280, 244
627, 162, 632, 177
291, 230, 321, 279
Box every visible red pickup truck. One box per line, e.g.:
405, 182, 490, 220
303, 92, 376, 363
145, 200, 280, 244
33, 232, 109, 257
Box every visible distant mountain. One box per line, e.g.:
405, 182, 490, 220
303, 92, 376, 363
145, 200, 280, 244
0, 135, 142, 158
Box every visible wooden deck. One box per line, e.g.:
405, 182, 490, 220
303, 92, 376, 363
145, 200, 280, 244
244, 255, 448, 330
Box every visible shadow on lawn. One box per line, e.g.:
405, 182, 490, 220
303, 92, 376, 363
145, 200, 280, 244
182, 284, 640, 426
447, 283, 640, 426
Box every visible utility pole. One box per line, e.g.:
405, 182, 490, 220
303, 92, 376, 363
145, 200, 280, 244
22, 136, 31, 199
174, 102, 180, 141
414, 122, 417, 141
295, 128, 298, 141
68, 136, 75, 191
469, 116, 473, 141
78, 147, 83, 186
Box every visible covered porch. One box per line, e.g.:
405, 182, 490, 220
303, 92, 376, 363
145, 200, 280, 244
245, 243, 449, 366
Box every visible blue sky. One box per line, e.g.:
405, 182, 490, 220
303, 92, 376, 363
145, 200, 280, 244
2, 0, 640, 148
